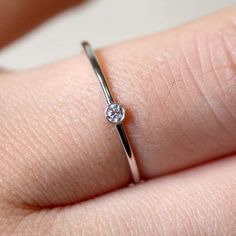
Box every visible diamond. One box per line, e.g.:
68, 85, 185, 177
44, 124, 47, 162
105, 103, 125, 124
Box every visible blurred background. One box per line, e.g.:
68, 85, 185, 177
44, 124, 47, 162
0, 0, 235, 69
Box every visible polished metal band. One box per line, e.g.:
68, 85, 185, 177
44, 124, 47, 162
82, 41, 141, 184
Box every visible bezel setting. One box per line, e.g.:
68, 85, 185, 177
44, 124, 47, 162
105, 103, 126, 124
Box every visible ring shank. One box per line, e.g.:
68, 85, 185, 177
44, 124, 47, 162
116, 124, 141, 183
82, 41, 114, 104
82, 41, 141, 184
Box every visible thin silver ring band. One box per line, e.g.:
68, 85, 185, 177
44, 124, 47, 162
82, 41, 141, 184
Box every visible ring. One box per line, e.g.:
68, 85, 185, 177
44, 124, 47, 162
82, 41, 141, 184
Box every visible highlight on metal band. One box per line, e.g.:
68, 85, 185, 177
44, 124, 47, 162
82, 41, 141, 184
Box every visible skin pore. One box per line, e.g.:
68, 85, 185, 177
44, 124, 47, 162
0, 2, 236, 235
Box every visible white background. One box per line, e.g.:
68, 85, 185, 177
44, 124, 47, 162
0, 0, 235, 69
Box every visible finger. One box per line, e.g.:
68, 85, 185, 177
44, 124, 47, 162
0, 0, 83, 48
2, 155, 236, 235
0, 6, 236, 208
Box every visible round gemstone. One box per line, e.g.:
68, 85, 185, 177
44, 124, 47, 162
105, 103, 125, 124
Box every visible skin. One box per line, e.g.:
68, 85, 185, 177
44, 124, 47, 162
0, 0, 84, 47
0, 1, 236, 235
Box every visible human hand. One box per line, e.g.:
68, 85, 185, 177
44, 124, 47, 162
0, 2, 236, 235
